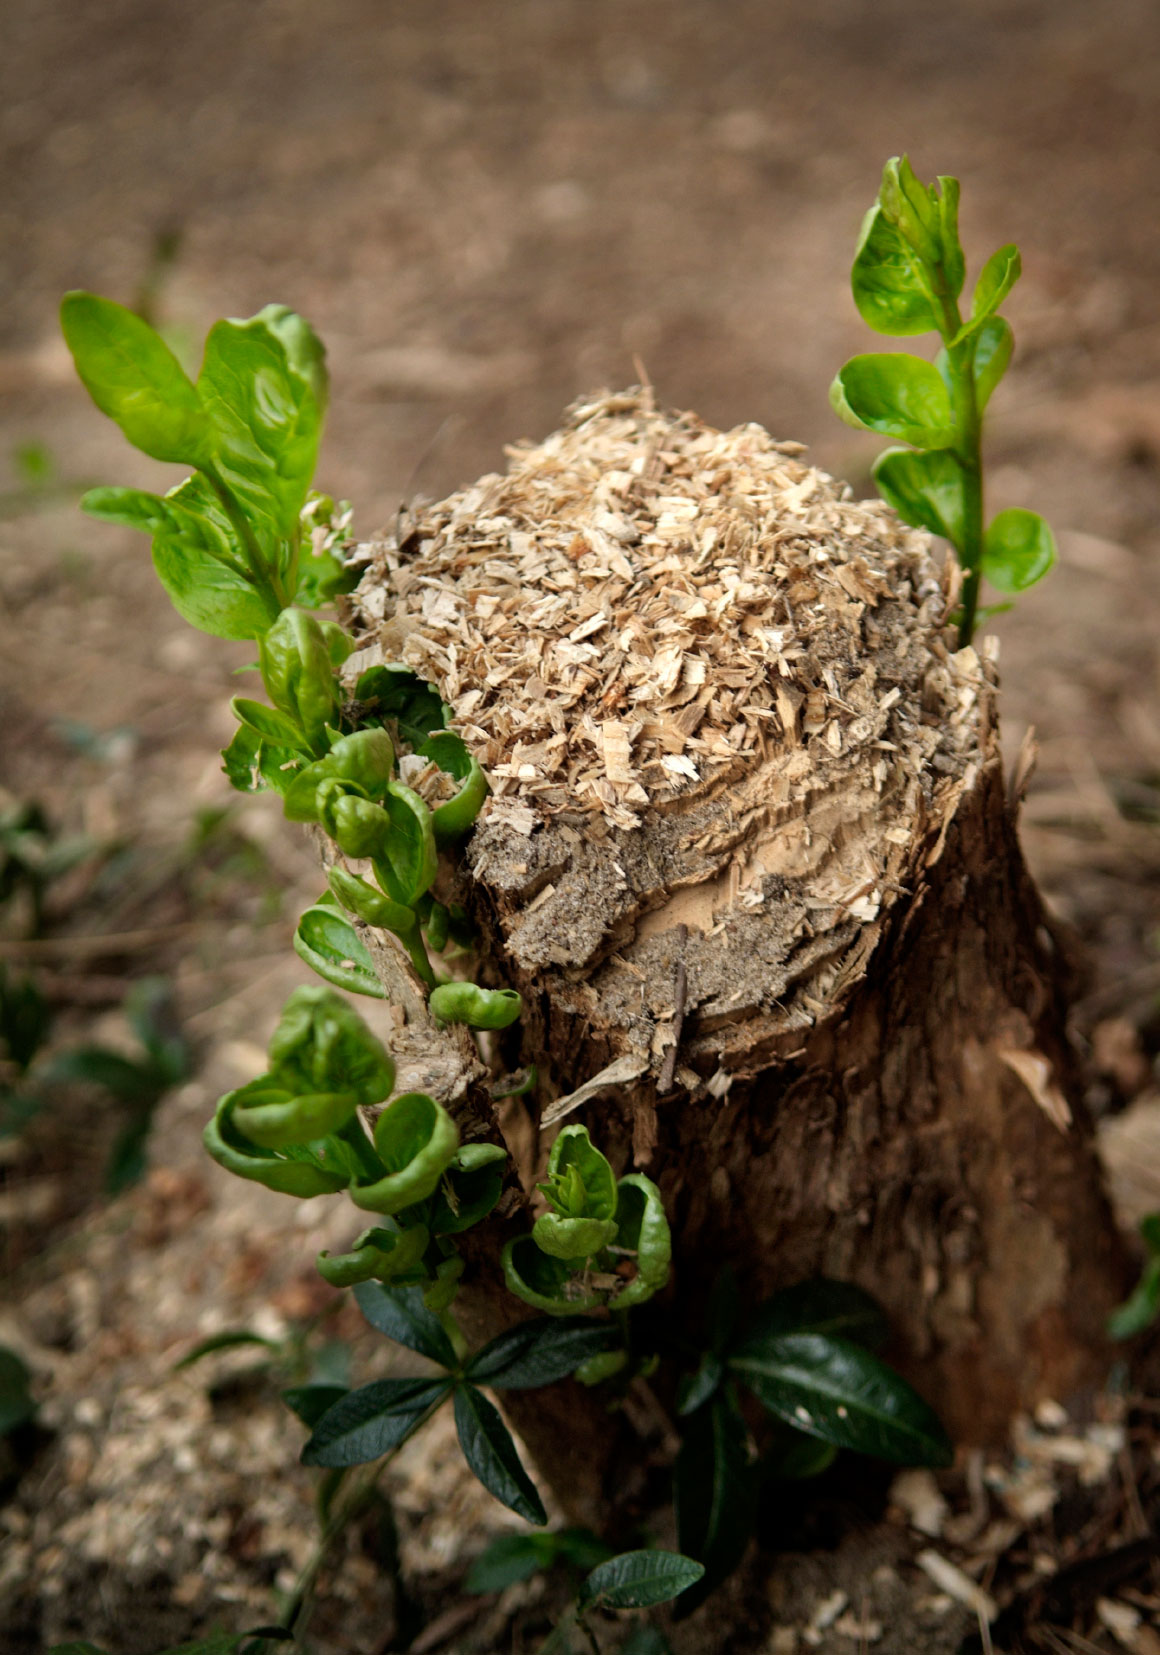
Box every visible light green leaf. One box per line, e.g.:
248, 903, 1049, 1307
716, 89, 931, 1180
982, 508, 1057, 593
418, 732, 489, 843
267, 985, 395, 1105
830, 354, 954, 447
197, 312, 323, 553
428, 982, 523, 1030
454, 1383, 548, 1524
935, 175, 965, 297
61, 292, 212, 464
258, 607, 339, 753
150, 475, 278, 639
372, 782, 438, 907
872, 447, 966, 550
971, 317, 1014, 412
293, 906, 385, 998
971, 243, 1021, 322
326, 867, 418, 941
282, 727, 396, 823
231, 697, 312, 753
229, 1074, 358, 1151
850, 206, 941, 338
878, 156, 942, 265
501, 1236, 602, 1317
316, 1223, 429, 1287
203, 1090, 348, 1197
533, 1213, 619, 1261
541, 1124, 617, 1222
351, 1093, 459, 1215
607, 1174, 672, 1309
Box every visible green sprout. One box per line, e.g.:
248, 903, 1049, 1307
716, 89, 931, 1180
832, 155, 1055, 645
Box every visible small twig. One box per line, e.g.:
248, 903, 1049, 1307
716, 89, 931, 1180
976, 1602, 994, 1655
0, 923, 199, 959
657, 923, 688, 1095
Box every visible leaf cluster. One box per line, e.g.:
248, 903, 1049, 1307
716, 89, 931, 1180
672, 1275, 952, 1605
1108, 1213, 1160, 1340
832, 156, 1055, 643
502, 1125, 671, 1317
62, 294, 354, 640
298, 1282, 620, 1524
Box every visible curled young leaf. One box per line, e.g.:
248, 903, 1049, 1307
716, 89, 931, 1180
982, 507, 1057, 593
428, 982, 523, 1030
316, 1222, 430, 1287
430, 1145, 506, 1236
293, 905, 386, 999
282, 728, 396, 823
501, 1235, 603, 1317
540, 1125, 618, 1222
230, 1073, 359, 1150
423, 1255, 465, 1314
230, 696, 313, 754
61, 292, 213, 465
607, 1173, 672, 1309
203, 1090, 348, 1197
872, 447, 966, 550
878, 155, 942, 266
850, 206, 941, 338
371, 781, 438, 908
267, 985, 396, 1106
327, 866, 418, 941
320, 792, 391, 860
935, 174, 965, 298
532, 1212, 619, 1261
350, 1092, 460, 1215
830, 354, 954, 448
354, 664, 448, 747
417, 732, 489, 843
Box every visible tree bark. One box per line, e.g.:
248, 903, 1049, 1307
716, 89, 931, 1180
340, 392, 1125, 1522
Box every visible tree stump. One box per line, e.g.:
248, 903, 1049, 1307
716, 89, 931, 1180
340, 390, 1123, 1516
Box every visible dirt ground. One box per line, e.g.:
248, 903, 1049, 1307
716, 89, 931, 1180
4, 2, 1160, 1652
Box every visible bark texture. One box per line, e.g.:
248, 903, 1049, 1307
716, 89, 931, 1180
337, 393, 1124, 1520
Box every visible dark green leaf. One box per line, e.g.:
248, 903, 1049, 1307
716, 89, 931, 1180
850, 206, 941, 338
293, 905, 386, 999
578, 1550, 705, 1611
282, 1383, 350, 1427
105, 1114, 154, 1195
467, 1318, 616, 1390
61, 292, 212, 464
674, 1389, 757, 1605
48, 1645, 109, 1655
174, 1330, 281, 1371
42, 1045, 158, 1105
352, 1281, 458, 1367
301, 1376, 450, 1467
872, 447, 966, 552
970, 244, 1021, 323
429, 1159, 504, 1235
982, 508, 1056, 593
465, 1532, 550, 1592
729, 1332, 952, 1466
830, 354, 954, 447
676, 1352, 723, 1417
765, 1422, 838, 1480
743, 1279, 889, 1352
1108, 1255, 1160, 1341
453, 1383, 547, 1524
619, 1630, 673, 1655
0, 1345, 36, 1435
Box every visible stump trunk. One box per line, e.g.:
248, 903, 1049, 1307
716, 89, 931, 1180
341, 392, 1124, 1523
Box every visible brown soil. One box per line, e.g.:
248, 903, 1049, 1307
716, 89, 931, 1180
3, 3, 1160, 1652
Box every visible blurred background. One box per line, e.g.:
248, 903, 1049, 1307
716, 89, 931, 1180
3, 1, 1160, 1649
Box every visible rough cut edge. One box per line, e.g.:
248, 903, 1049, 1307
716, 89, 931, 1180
341, 390, 985, 1097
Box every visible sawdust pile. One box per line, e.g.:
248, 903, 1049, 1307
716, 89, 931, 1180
345, 391, 987, 1069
